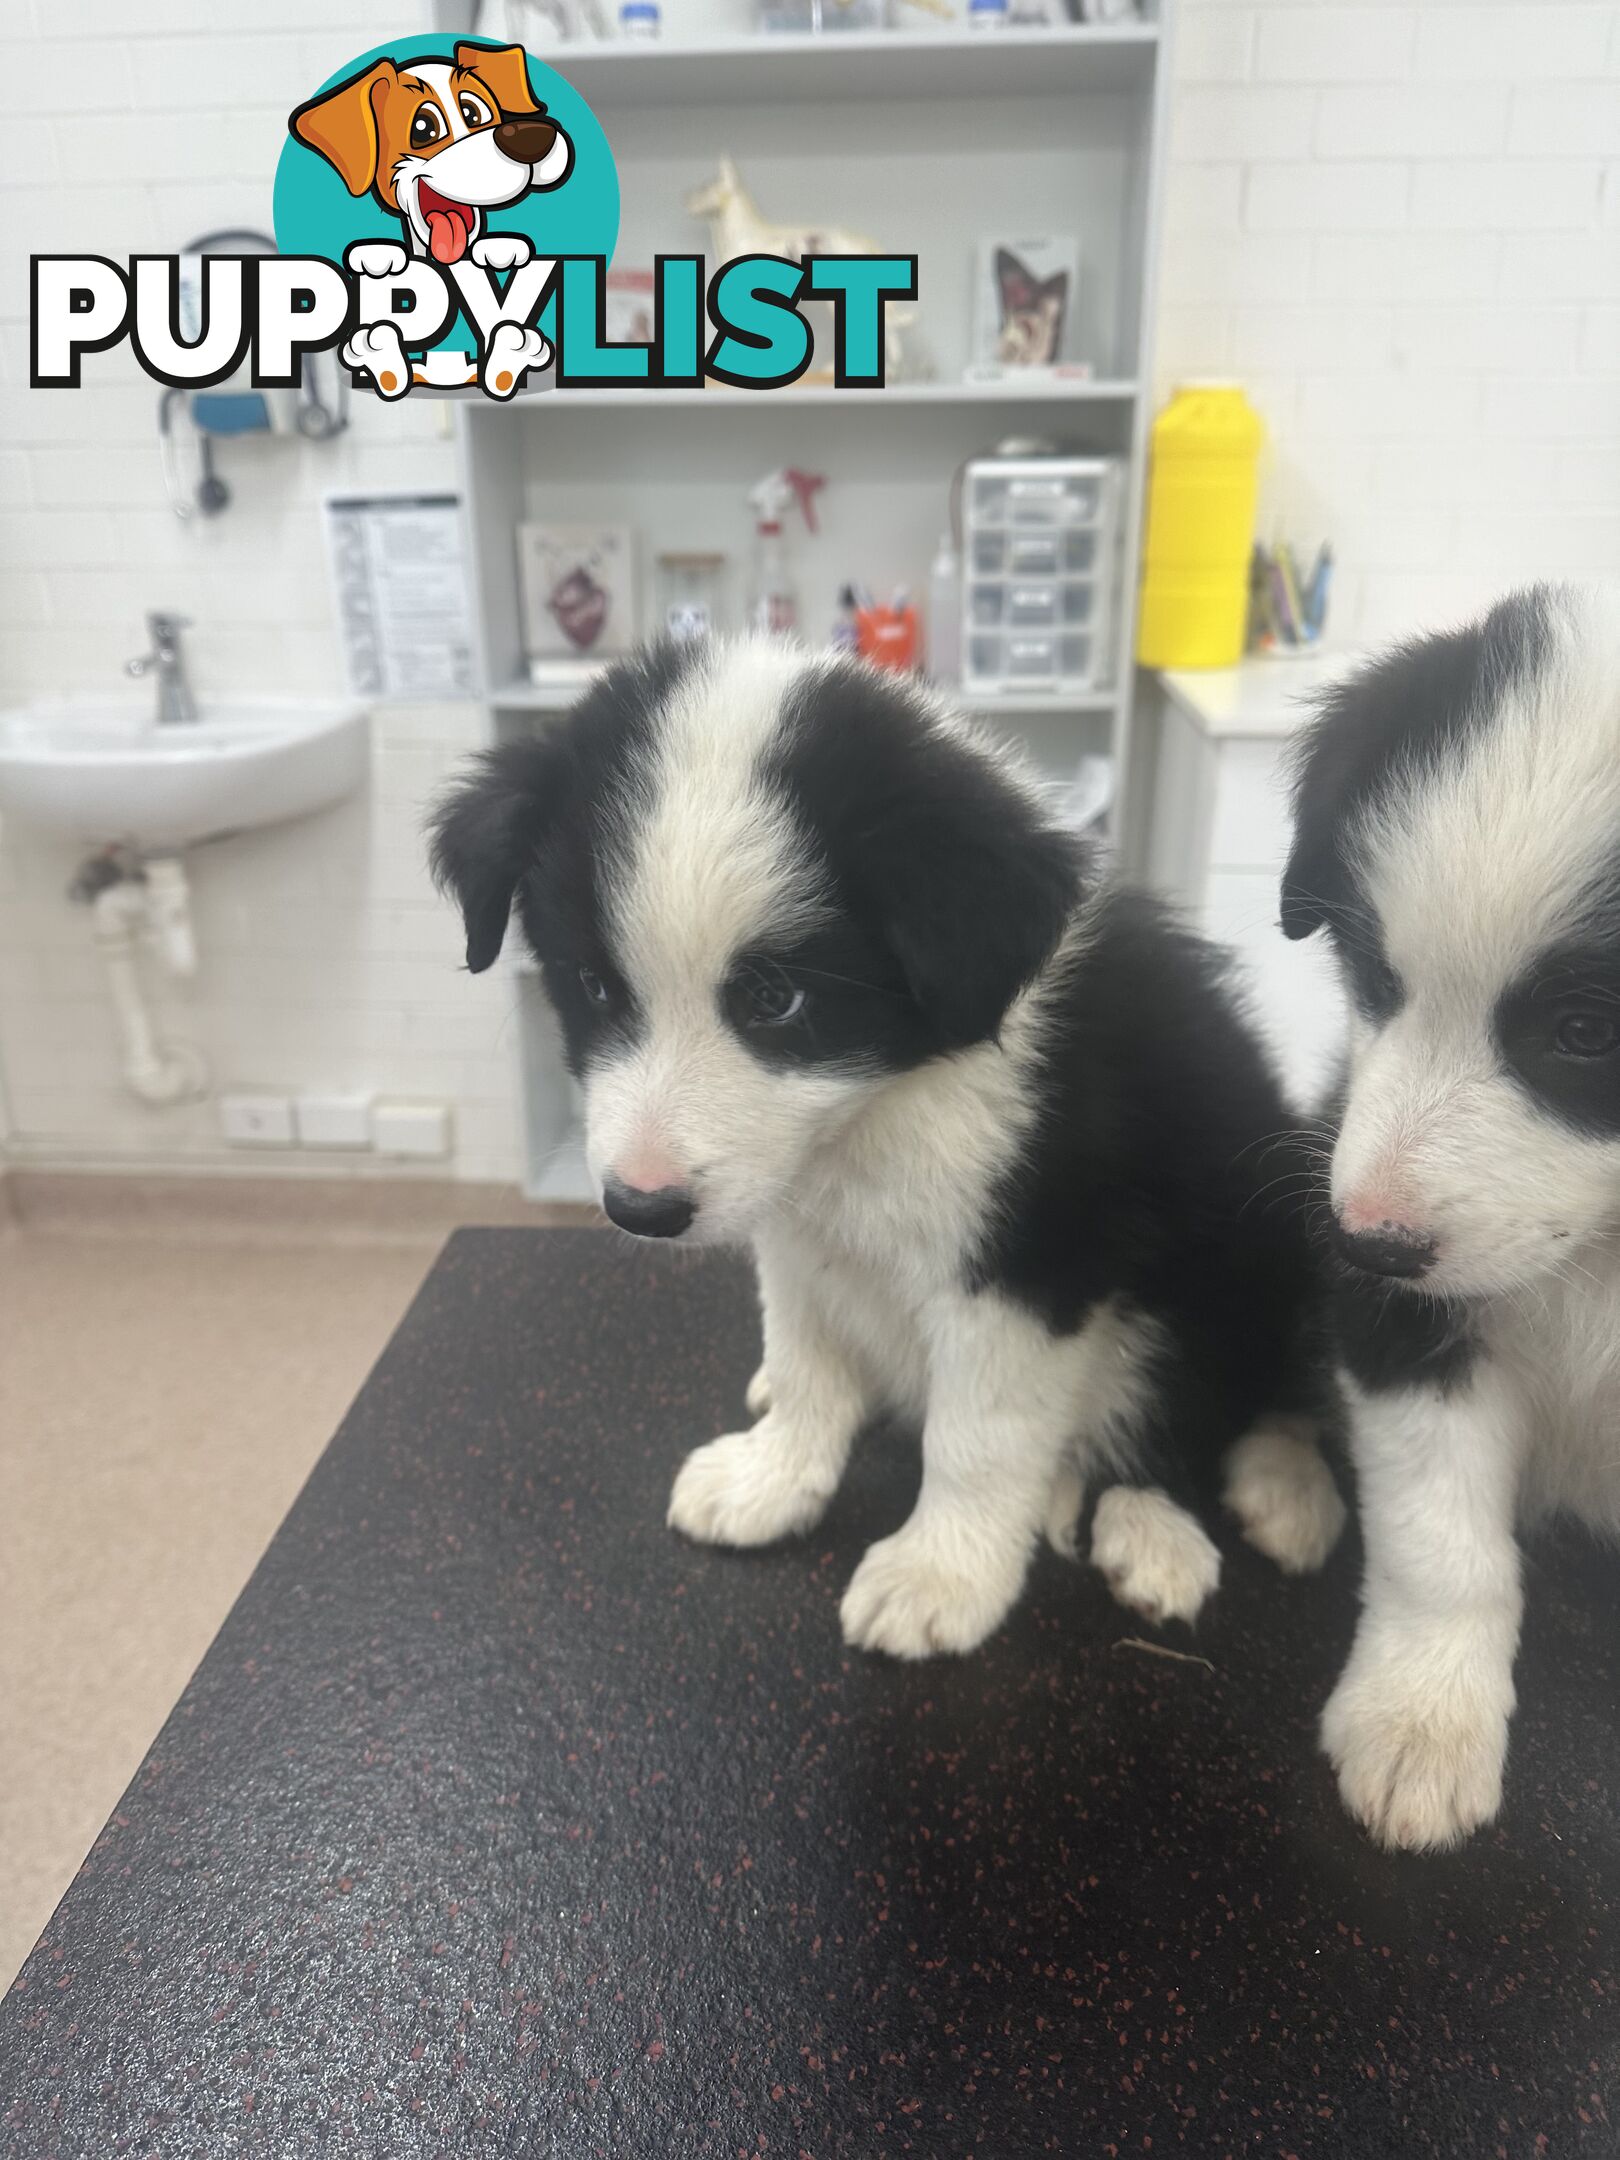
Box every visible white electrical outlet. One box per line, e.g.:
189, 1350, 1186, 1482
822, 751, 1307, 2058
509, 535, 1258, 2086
220, 1093, 295, 1148
295, 1092, 374, 1150
372, 1101, 451, 1159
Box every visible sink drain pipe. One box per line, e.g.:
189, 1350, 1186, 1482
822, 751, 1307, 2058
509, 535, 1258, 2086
80, 853, 208, 1105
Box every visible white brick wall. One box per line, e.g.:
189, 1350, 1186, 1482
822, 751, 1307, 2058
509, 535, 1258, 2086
0, 0, 528, 1182
2, 0, 1618, 1178
1159, 0, 1620, 645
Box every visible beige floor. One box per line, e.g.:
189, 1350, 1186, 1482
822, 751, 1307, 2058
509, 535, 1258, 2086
0, 1177, 591, 1991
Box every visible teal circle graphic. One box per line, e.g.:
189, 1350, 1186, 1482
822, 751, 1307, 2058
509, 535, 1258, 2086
272, 35, 619, 361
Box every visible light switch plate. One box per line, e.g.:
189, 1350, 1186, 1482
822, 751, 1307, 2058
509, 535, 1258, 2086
295, 1092, 374, 1149
220, 1093, 295, 1148
372, 1100, 451, 1159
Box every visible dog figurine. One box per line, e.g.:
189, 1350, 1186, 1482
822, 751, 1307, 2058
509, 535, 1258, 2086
686, 157, 915, 381
291, 43, 572, 393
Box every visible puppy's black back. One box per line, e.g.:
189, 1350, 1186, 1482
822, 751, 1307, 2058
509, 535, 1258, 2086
975, 888, 1327, 1500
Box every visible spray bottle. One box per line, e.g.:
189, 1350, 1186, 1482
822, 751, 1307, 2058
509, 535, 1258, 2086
927, 530, 962, 686
748, 467, 825, 637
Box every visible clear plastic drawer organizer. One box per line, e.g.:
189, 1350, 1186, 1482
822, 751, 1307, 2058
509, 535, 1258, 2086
960, 455, 1123, 700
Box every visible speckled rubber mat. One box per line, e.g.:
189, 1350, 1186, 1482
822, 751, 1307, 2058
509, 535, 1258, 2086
3, 1228, 1616, 2157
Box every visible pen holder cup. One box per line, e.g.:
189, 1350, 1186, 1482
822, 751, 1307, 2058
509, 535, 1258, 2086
855, 605, 920, 673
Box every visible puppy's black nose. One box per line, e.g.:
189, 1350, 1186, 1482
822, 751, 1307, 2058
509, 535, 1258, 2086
1331, 1218, 1437, 1279
602, 1181, 695, 1240
495, 116, 558, 164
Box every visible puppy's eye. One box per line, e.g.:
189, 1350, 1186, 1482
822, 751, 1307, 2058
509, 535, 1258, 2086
578, 965, 611, 1007
734, 967, 805, 1027
458, 93, 492, 127
1554, 1010, 1618, 1058
410, 106, 444, 147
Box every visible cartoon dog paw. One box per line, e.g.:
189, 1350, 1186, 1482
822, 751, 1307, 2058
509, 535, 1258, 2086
481, 321, 550, 399
470, 234, 534, 273
345, 241, 409, 280
342, 322, 411, 400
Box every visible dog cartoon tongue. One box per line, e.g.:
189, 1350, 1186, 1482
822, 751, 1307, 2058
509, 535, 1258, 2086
419, 184, 474, 265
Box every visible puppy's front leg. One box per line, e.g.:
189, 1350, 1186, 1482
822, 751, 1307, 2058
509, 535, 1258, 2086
1324, 1375, 1524, 1851
841, 1292, 1078, 1660
668, 1237, 865, 1549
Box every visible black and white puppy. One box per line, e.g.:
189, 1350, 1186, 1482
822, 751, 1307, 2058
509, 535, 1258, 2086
433, 639, 1342, 1658
1284, 584, 1620, 1850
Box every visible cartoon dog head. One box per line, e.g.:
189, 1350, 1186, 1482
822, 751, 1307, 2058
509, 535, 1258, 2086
291, 44, 573, 265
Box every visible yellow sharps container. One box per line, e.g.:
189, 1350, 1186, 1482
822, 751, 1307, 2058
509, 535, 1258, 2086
1135, 384, 1263, 669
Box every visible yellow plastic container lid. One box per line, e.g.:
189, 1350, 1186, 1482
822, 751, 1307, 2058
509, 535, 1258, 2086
1136, 384, 1263, 671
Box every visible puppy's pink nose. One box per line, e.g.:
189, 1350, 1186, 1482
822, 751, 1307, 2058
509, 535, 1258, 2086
1339, 1190, 1409, 1236
614, 1146, 684, 1196
1332, 1196, 1437, 1279
602, 1173, 695, 1241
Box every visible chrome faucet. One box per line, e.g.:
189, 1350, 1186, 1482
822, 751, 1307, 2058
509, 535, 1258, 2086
126, 611, 197, 726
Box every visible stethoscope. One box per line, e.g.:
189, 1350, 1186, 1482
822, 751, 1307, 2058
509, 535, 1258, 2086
159, 227, 350, 520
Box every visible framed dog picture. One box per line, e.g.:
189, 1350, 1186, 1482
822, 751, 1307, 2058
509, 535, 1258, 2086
603, 269, 656, 349
971, 236, 1082, 373
517, 522, 638, 663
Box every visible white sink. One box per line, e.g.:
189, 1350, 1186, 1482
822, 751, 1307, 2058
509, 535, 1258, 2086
0, 697, 369, 850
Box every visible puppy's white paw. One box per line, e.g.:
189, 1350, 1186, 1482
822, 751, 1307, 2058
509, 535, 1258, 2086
1224, 1421, 1346, 1575
745, 1365, 773, 1419
345, 241, 408, 279
840, 1520, 1024, 1660
667, 1429, 831, 1548
1091, 1486, 1220, 1625
1322, 1642, 1511, 1851
1043, 1459, 1085, 1560
470, 233, 534, 272
342, 322, 411, 398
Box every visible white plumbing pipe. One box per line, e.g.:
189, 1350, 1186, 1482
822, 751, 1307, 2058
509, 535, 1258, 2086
143, 855, 198, 977
90, 873, 208, 1105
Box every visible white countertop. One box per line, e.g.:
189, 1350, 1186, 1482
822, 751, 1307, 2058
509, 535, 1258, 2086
1158, 648, 1362, 741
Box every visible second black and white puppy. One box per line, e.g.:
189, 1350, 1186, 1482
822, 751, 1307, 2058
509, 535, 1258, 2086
433, 639, 1341, 1657
1284, 584, 1620, 1849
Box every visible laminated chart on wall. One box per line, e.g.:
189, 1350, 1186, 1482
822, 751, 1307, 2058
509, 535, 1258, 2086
323, 492, 476, 701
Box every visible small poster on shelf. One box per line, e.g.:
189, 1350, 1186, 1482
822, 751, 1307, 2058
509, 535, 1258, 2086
603, 269, 656, 349
970, 236, 1083, 375
518, 524, 639, 663
323, 491, 475, 702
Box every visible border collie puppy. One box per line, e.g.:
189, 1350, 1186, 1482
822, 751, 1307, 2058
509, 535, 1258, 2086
432, 640, 1341, 1658
1283, 585, 1620, 1849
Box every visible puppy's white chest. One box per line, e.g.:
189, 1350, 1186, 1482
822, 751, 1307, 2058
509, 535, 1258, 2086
810, 1242, 932, 1417
768, 1170, 957, 1421
1498, 1266, 1620, 1532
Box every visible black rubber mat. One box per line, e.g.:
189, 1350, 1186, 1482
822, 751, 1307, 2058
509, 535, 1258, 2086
3, 1227, 1615, 2157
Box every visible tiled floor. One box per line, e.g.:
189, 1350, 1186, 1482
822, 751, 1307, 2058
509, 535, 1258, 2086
0, 1177, 592, 1990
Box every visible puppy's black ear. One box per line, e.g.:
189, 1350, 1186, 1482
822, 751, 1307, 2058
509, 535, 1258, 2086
879, 793, 1083, 1048
1280, 590, 1563, 943
1280, 688, 1363, 941
428, 736, 567, 973
782, 670, 1084, 1049
1280, 829, 1333, 941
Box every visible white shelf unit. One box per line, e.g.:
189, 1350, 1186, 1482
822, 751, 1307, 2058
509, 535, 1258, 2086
443, 10, 1174, 1199
492, 670, 1120, 715
540, 23, 1160, 105
463, 376, 1139, 410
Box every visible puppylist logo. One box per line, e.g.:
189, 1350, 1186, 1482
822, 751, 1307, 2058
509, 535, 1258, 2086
29, 35, 918, 404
